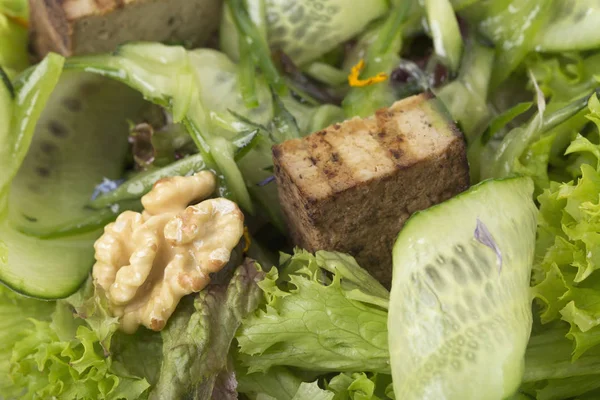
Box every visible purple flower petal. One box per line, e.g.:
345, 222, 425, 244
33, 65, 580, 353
257, 176, 276, 187
91, 178, 125, 200
474, 218, 502, 274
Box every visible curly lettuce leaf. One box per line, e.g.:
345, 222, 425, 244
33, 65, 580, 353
528, 53, 600, 104
479, 52, 600, 192
531, 117, 600, 359
149, 259, 265, 399
2, 281, 155, 400
480, 88, 598, 196
291, 382, 335, 400
237, 250, 390, 374
0, 285, 54, 398
326, 372, 393, 400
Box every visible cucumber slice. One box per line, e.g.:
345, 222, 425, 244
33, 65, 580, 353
535, 1, 600, 52
0, 70, 147, 298
9, 71, 147, 236
0, 54, 64, 201
0, 223, 98, 298
389, 177, 537, 400
221, 0, 389, 66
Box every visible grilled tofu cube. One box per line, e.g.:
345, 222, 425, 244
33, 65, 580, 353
29, 0, 222, 58
273, 93, 469, 285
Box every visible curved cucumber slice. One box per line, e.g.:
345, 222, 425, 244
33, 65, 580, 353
535, 1, 600, 52
0, 69, 148, 298
0, 54, 63, 202
389, 177, 537, 400
221, 0, 388, 66
0, 223, 98, 299
9, 71, 147, 235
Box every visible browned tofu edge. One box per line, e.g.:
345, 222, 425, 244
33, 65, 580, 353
28, 0, 222, 58
272, 93, 470, 284
30, 0, 72, 57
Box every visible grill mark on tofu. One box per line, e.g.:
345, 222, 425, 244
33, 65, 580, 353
320, 118, 396, 188
31, 0, 221, 58
305, 132, 356, 193
273, 93, 469, 286
273, 140, 333, 202
373, 109, 412, 168
388, 102, 455, 162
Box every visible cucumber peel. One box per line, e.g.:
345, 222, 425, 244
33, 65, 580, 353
389, 177, 537, 400
0, 54, 64, 200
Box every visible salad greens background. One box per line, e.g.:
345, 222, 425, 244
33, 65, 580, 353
4, 0, 600, 399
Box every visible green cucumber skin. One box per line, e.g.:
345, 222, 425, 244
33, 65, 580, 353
389, 177, 537, 400
0, 54, 64, 201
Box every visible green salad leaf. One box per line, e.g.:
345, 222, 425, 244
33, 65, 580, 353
149, 259, 265, 399
533, 163, 600, 357
292, 382, 335, 400
237, 250, 390, 374
237, 366, 305, 400
528, 53, 600, 103
0, 285, 54, 398
522, 325, 600, 400
529, 93, 600, 367
1, 281, 157, 400
326, 372, 393, 400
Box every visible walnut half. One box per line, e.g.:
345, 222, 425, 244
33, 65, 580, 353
92, 171, 244, 333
